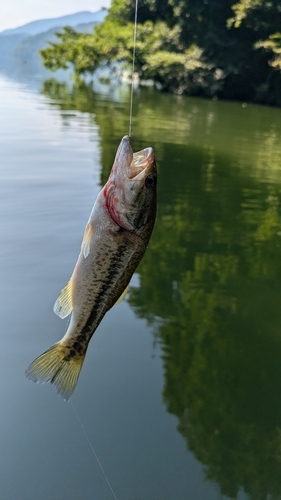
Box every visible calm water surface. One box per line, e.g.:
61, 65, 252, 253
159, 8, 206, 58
1, 73, 281, 500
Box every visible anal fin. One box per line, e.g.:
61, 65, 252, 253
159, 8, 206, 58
53, 279, 73, 319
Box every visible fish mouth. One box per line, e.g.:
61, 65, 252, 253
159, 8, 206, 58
113, 135, 155, 180
113, 135, 134, 169
133, 147, 154, 166
130, 146, 155, 180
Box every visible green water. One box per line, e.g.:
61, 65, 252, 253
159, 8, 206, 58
1, 74, 281, 499
42, 79, 281, 499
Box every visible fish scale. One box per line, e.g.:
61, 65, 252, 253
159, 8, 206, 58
26, 135, 157, 400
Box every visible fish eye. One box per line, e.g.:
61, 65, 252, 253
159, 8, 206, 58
145, 174, 157, 189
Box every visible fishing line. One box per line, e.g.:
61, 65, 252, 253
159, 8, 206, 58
128, 0, 139, 138
69, 6, 139, 499
70, 401, 119, 500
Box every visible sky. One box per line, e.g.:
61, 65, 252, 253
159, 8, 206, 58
0, 0, 111, 32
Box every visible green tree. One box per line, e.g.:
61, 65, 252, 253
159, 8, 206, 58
40, 27, 101, 76
229, 0, 281, 102
40, 0, 281, 105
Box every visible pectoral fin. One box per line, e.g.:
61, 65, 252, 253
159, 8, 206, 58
53, 280, 73, 319
114, 284, 129, 306
81, 222, 94, 258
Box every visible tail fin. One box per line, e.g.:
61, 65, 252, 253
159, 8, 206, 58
25, 343, 85, 401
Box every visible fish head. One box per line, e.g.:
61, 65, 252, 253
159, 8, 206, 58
105, 135, 157, 233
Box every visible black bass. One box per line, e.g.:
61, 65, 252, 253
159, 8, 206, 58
26, 135, 157, 400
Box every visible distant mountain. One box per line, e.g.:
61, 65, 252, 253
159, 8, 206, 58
0, 10, 107, 79
0, 10, 106, 37
0, 33, 27, 61
13, 21, 101, 65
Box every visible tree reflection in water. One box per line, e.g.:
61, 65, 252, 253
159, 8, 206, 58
42, 78, 281, 499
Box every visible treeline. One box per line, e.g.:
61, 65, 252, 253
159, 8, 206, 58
41, 0, 281, 106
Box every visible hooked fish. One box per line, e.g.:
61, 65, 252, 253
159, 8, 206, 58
26, 136, 157, 400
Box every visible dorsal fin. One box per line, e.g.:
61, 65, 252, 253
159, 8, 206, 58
53, 280, 73, 319
81, 222, 94, 258
114, 284, 129, 306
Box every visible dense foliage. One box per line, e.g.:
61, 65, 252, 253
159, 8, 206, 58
40, 0, 281, 105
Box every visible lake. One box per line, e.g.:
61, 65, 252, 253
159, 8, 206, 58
1, 71, 281, 500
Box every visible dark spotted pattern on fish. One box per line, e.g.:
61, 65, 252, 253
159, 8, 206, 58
25, 135, 157, 400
